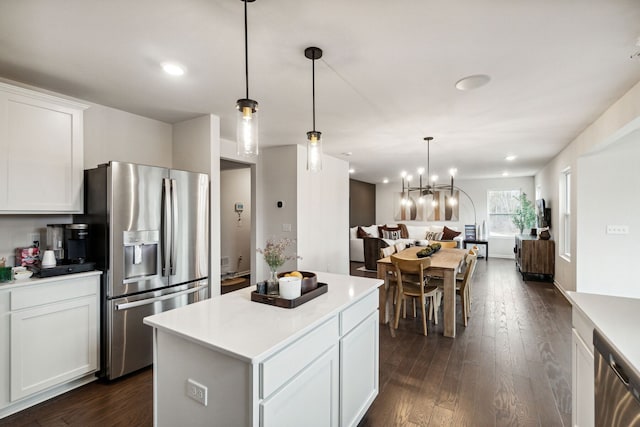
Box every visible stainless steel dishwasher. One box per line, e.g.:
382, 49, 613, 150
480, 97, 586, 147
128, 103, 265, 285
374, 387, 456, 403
594, 329, 640, 426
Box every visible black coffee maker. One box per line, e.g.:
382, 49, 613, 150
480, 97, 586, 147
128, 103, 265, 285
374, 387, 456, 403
64, 224, 89, 264
39, 224, 95, 277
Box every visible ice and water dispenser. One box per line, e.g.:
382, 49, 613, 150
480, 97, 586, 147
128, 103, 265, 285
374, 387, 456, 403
123, 230, 159, 282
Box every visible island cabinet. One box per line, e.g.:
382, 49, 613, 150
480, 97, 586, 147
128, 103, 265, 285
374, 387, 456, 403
572, 310, 594, 427
0, 81, 87, 213
145, 272, 382, 427
0, 272, 101, 419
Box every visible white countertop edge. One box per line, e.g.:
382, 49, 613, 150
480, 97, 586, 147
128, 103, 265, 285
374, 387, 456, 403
567, 291, 640, 378
144, 272, 383, 363
0, 270, 102, 290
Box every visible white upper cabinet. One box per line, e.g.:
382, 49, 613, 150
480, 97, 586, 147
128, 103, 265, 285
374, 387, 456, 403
0, 82, 88, 213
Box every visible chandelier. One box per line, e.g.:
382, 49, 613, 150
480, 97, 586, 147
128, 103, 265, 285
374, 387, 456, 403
400, 137, 457, 208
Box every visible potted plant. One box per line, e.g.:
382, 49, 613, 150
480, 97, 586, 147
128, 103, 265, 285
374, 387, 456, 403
511, 193, 536, 235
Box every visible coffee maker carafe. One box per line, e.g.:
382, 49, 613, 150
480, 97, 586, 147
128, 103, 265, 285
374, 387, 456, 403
46, 224, 65, 262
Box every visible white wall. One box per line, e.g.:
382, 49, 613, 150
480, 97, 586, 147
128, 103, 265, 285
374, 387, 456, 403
577, 130, 640, 297
172, 115, 221, 296
375, 176, 534, 258
297, 146, 350, 275
84, 103, 172, 169
220, 168, 252, 274
535, 79, 640, 293
257, 146, 298, 280
256, 145, 350, 281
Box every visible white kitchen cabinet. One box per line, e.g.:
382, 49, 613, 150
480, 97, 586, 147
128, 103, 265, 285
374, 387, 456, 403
571, 309, 595, 427
340, 311, 378, 427
0, 272, 100, 418
0, 81, 87, 213
261, 345, 339, 427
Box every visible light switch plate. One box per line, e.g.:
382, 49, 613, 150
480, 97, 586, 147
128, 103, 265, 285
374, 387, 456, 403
606, 225, 629, 235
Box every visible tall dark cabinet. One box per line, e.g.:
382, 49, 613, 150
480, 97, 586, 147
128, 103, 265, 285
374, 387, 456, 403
515, 235, 555, 281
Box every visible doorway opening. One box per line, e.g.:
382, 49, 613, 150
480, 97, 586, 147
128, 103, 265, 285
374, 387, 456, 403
220, 159, 253, 294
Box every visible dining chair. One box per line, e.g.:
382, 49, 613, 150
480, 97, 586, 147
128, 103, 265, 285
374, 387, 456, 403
380, 245, 396, 259
390, 255, 439, 336
457, 246, 479, 281
394, 242, 407, 253
432, 253, 477, 326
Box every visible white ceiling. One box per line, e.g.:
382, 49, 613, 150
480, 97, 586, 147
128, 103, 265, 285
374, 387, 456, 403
1, 0, 639, 184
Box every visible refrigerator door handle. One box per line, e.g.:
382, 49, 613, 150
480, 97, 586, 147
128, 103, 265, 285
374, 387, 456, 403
162, 178, 172, 276
114, 284, 206, 311
170, 178, 178, 276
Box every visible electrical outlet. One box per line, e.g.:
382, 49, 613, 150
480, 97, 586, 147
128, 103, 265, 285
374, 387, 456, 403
29, 233, 40, 246
606, 225, 629, 235
186, 379, 208, 406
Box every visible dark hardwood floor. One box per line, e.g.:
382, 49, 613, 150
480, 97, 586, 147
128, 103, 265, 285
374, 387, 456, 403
2, 258, 571, 427
353, 258, 572, 427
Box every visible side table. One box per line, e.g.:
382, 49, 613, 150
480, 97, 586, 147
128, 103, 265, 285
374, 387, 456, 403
464, 239, 489, 261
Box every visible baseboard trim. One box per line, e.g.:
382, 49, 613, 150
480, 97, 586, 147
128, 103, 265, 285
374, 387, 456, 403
0, 372, 97, 419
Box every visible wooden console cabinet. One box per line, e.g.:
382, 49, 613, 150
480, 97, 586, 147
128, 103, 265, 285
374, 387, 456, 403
514, 235, 554, 280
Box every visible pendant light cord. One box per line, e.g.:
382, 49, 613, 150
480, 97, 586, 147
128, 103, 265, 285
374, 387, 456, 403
244, 0, 249, 99
312, 56, 316, 131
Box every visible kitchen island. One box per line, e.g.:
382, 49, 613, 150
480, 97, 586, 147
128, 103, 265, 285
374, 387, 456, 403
567, 291, 640, 427
144, 272, 382, 427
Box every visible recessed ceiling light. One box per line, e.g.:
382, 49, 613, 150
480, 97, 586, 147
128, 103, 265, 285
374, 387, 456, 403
348, 168, 355, 174
455, 74, 491, 91
161, 62, 185, 76
502, 171, 509, 177
382, 178, 389, 184
505, 155, 517, 161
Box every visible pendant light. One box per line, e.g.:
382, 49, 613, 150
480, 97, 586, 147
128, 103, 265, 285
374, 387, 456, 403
236, 0, 259, 157
305, 47, 323, 172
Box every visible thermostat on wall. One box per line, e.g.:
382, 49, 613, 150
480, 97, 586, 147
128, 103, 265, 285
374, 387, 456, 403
235, 202, 244, 212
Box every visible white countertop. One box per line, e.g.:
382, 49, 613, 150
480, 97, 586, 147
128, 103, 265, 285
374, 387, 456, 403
567, 291, 640, 375
144, 271, 383, 363
0, 270, 102, 290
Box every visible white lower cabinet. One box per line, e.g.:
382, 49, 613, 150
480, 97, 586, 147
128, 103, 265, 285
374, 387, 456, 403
261, 345, 339, 427
0, 273, 100, 418
340, 311, 379, 427
571, 309, 595, 427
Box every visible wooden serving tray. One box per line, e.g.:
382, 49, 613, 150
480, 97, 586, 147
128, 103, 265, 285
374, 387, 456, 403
251, 282, 328, 308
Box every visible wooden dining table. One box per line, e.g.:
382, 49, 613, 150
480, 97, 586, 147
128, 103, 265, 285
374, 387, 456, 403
377, 246, 467, 338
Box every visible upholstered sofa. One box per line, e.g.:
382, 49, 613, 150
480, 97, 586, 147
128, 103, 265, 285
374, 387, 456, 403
349, 223, 463, 264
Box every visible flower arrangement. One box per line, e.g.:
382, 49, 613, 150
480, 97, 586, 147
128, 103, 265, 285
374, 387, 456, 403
257, 237, 301, 271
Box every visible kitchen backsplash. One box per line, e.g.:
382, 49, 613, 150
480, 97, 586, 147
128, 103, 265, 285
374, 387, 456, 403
0, 215, 72, 266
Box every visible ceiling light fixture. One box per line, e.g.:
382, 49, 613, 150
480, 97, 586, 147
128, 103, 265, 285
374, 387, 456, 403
455, 74, 491, 91
383, 178, 389, 184
305, 46, 323, 172
161, 62, 185, 76
349, 168, 355, 174
236, 0, 259, 157
502, 171, 509, 177
505, 155, 517, 161
400, 137, 458, 208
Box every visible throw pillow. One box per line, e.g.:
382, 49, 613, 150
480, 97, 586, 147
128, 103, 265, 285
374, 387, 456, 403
378, 225, 402, 239
356, 226, 370, 238
442, 225, 461, 240
425, 231, 439, 240
398, 223, 409, 238
382, 229, 402, 240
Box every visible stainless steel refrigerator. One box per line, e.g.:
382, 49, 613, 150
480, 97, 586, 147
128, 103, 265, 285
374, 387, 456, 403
77, 161, 209, 380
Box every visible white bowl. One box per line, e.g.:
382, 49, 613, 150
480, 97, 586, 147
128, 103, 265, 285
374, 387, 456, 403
14, 270, 33, 280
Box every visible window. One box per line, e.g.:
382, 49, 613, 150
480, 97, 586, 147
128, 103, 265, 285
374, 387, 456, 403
487, 189, 521, 237
560, 168, 571, 259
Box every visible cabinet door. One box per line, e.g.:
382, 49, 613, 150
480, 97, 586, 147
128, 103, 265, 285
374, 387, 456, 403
572, 328, 594, 427
340, 312, 379, 427
0, 84, 86, 212
261, 345, 339, 427
10, 295, 98, 401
